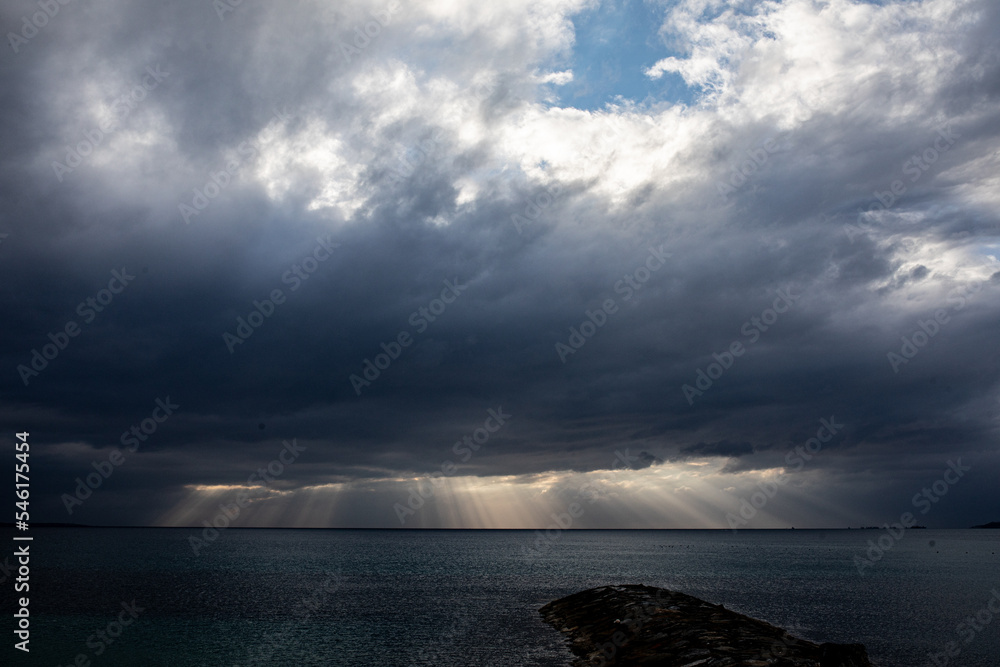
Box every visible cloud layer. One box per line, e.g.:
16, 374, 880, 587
3, 0, 999, 528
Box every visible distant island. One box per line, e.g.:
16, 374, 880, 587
541, 585, 873, 666
972, 521, 1000, 529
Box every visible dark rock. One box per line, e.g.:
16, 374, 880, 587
819, 642, 871, 667
540, 584, 874, 667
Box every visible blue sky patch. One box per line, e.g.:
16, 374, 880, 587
549, 0, 696, 111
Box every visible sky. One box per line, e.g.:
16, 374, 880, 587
2, 0, 999, 529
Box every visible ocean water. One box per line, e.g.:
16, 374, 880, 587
5, 528, 998, 666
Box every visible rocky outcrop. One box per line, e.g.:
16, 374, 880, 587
540, 585, 873, 667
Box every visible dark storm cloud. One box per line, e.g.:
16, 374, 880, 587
679, 441, 755, 459
2, 0, 999, 527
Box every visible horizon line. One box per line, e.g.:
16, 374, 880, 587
5, 524, 991, 530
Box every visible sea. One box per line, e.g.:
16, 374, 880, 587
4, 528, 997, 666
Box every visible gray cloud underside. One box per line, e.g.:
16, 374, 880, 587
2, 0, 999, 526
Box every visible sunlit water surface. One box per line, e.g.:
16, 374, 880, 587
8, 528, 998, 666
